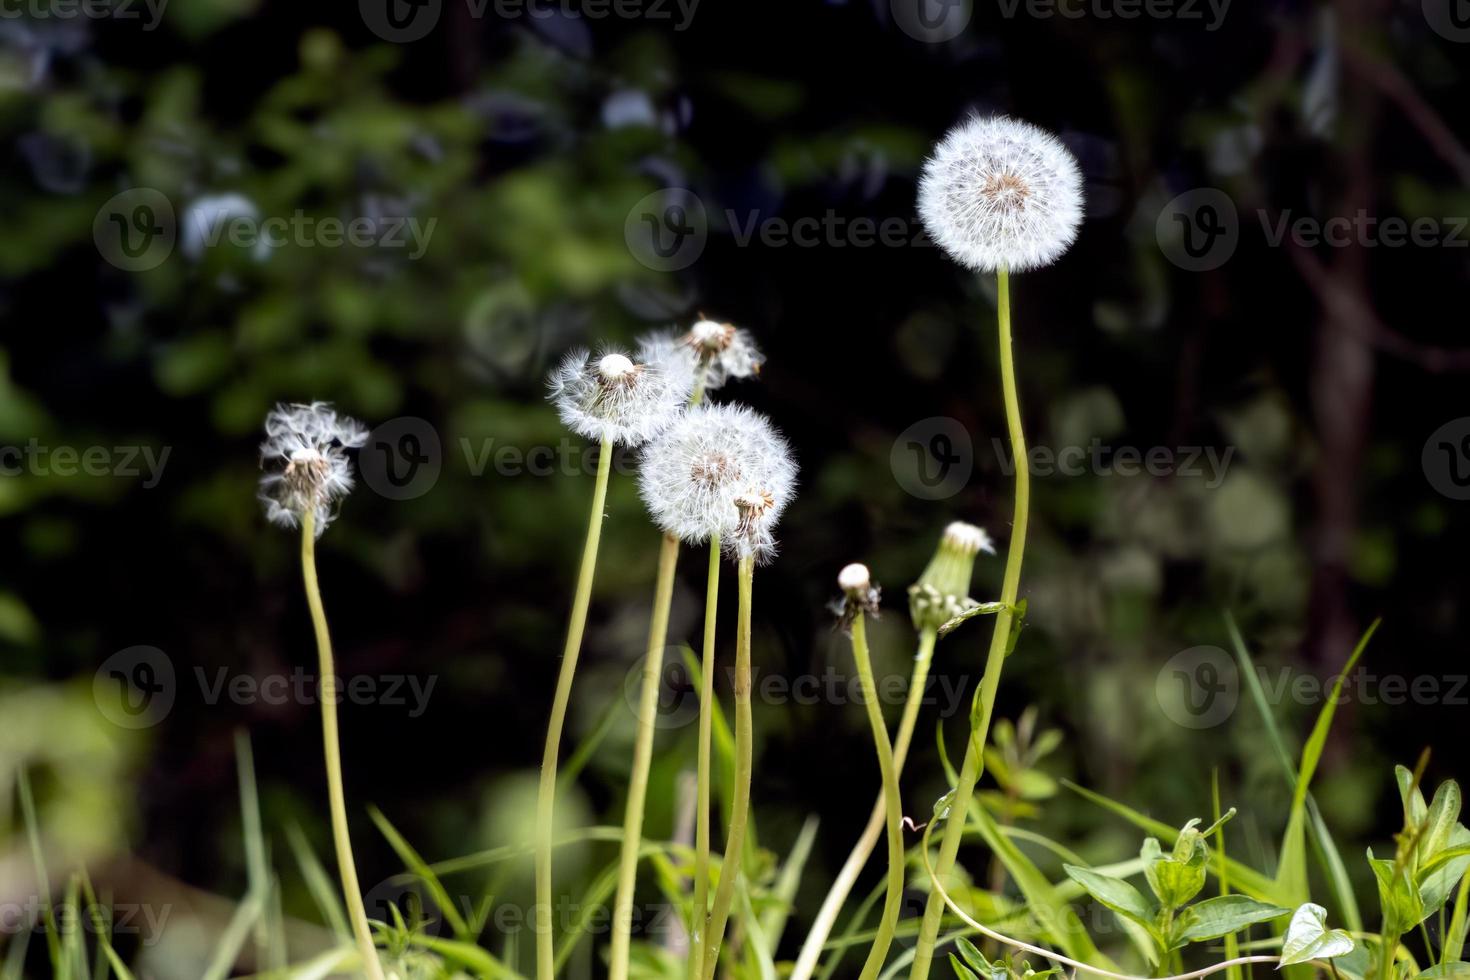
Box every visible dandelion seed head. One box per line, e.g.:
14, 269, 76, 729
259, 402, 368, 536
638, 403, 797, 561
918, 115, 1084, 273
548, 346, 692, 447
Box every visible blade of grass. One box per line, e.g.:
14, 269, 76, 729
410, 935, 525, 978
1224, 612, 1367, 931
18, 770, 63, 971
759, 815, 819, 951
1444, 871, 1470, 964
367, 805, 471, 940
1212, 770, 1242, 980
285, 823, 351, 939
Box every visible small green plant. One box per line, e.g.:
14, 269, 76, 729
1064, 813, 1289, 972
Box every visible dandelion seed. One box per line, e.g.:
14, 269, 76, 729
918, 115, 1084, 273
638, 403, 796, 561
258, 402, 368, 537
548, 346, 691, 447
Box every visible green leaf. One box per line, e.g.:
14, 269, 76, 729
953, 937, 1006, 980
1005, 599, 1028, 655
1175, 895, 1288, 945
1399, 766, 1430, 826
1371, 851, 1426, 932
1279, 903, 1355, 965
1411, 964, 1470, 979
950, 954, 983, 980
1422, 782, 1465, 864
1062, 865, 1156, 929
1420, 826, 1470, 921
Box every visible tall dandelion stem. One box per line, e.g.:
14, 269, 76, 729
609, 532, 681, 980
792, 628, 937, 980
910, 265, 1029, 980
300, 509, 385, 980
848, 603, 905, 980
700, 555, 755, 980
689, 533, 722, 980
535, 434, 615, 980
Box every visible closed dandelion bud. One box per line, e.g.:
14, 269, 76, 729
547, 345, 692, 447
258, 402, 369, 537
908, 522, 996, 633
918, 115, 1084, 273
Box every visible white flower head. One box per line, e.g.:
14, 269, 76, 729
918, 115, 1084, 273
258, 402, 369, 536
682, 319, 765, 390
547, 346, 692, 447
638, 403, 797, 563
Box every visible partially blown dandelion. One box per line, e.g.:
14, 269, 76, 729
682, 319, 765, 391
917, 115, 1083, 273
548, 347, 691, 447
638, 403, 794, 549
258, 402, 368, 536
258, 403, 384, 980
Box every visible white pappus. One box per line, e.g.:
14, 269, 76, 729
259, 402, 369, 537
547, 347, 693, 447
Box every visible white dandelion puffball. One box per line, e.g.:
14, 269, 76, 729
639, 403, 797, 562
259, 402, 369, 536
547, 346, 693, 447
683, 319, 765, 390
918, 115, 1084, 273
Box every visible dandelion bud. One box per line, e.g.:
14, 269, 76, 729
258, 402, 369, 537
908, 522, 994, 632
918, 115, 1084, 273
638, 403, 797, 562
548, 346, 692, 447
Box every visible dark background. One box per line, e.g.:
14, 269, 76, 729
2, 0, 1469, 975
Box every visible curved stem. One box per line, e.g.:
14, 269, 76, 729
910, 265, 1028, 980
535, 434, 615, 980
689, 534, 722, 980
609, 533, 681, 980
792, 628, 937, 980
849, 614, 905, 980
300, 510, 385, 980
700, 555, 755, 980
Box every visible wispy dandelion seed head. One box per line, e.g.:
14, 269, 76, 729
918, 115, 1084, 273
638, 403, 797, 562
547, 345, 692, 447
258, 402, 368, 537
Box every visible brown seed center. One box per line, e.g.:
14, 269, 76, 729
982, 172, 1031, 212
